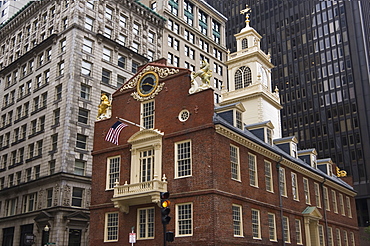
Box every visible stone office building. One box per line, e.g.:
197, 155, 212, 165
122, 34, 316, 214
90, 13, 359, 246
0, 0, 164, 245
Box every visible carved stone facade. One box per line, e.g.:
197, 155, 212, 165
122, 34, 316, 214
0, 1, 164, 245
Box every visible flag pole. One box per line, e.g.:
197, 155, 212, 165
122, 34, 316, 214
116, 117, 146, 130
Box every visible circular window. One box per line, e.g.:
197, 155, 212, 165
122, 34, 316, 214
178, 109, 190, 122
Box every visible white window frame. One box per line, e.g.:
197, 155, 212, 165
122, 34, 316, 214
104, 212, 119, 242
283, 216, 290, 243
339, 193, 345, 216
265, 160, 274, 193
318, 224, 325, 246
328, 227, 334, 246
268, 213, 277, 241
106, 156, 120, 190
292, 172, 299, 201
232, 204, 243, 237
175, 140, 192, 178
314, 182, 322, 208
249, 153, 258, 187
332, 190, 338, 213
230, 145, 240, 181
137, 207, 155, 239
303, 177, 311, 204
346, 196, 352, 218
336, 228, 342, 246
295, 219, 303, 245
141, 100, 155, 129
251, 209, 261, 239
324, 186, 330, 211
176, 202, 193, 237
279, 167, 287, 197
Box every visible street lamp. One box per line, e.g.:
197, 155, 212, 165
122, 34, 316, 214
43, 225, 50, 246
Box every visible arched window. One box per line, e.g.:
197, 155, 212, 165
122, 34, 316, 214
242, 38, 248, 49
234, 66, 252, 89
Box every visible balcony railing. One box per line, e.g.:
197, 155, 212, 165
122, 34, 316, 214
112, 175, 168, 214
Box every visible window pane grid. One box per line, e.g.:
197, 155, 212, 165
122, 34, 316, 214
108, 157, 120, 189
106, 213, 118, 241
178, 203, 192, 236
232, 205, 242, 236
143, 101, 154, 129
177, 141, 191, 177
249, 154, 257, 186
230, 145, 239, 180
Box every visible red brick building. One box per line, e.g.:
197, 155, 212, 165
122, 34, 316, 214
90, 13, 359, 246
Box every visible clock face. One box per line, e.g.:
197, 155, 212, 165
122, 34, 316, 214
137, 72, 159, 97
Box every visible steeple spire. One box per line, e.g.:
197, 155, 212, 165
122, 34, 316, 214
240, 5, 252, 27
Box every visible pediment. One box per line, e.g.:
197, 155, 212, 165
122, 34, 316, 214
302, 206, 323, 220
34, 211, 53, 222
128, 129, 164, 145
64, 211, 90, 221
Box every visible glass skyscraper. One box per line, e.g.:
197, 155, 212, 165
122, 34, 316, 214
206, 0, 370, 227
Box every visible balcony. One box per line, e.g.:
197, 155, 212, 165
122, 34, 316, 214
112, 175, 168, 214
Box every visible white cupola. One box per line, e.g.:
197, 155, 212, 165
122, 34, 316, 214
221, 5, 282, 139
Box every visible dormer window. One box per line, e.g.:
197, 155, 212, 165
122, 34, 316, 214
312, 154, 317, 169
291, 142, 297, 158
235, 111, 243, 130
242, 38, 248, 49
266, 128, 272, 145
235, 66, 252, 89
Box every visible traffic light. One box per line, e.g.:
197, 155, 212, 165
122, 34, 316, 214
160, 192, 171, 225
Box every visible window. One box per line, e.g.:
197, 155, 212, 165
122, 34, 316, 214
332, 190, 338, 213
74, 160, 85, 176
85, 16, 94, 31
60, 38, 66, 53
264, 161, 273, 192
82, 38, 93, 53
336, 228, 342, 246
303, 178, 311, 204
148, 31, 155, 43
328, 227, 334, 246
232, 204, 243, 237
184, 29, 194, 44
230, 145, 240, 181
105, 6, 113, 20
292, 173, 299, 200
137, 208, 155, 239
235, 66, 252, 89
86, 1, 94, 9
323, 186, 330, 211
118, 55, 126, 68
105, 212, 119, 242
314, 182, 321, 207
184, 0, 194, 25
142, 101, 154, 129
168, 19, 179, 34
168, 0, 178, 15
53, 108, 60, 126
49, 160, 56, 175
175, 140, 192, 178
119, 14, 127, 27
139, 149, 154, 182
242, 38, 248, 49
198, 10, 207, 35
295, 219, 302, 244
118, 34, 126, 46
34, 164, 40, 178
133, 22, 140, 35
117, 75, 125, 88
350, 232, 355, 246
235, 111, 242, 129
76, 134, 87, 149
51, 134, 58, 151
251, 209, 261, 239
81, 60, 92, 76
283, 216, 290, 243
249, 154, 258, 187
212, 20, 221, 43
102, 69, 111, 84
346, 196, 352, 218
176, 203, 192, 236
23, 193, 37, 213
107, 156, 120, 189
318, 224, 325, 246
5, 198, 18, 216
72, 187, 83, 207
80, 84, 91, 100
344, 230, 349, 246
78, 108, 89, 124
104, 27, 112, 38
279, 167, 287, 196
58, 61, 64, 76
103, 47, 112, 62
339, 193, 345, 216
132, 61, 139, 73
46, 188, 53, 207
268, 213, 277, 241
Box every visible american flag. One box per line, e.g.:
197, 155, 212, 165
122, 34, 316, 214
105, 121, 128, 145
